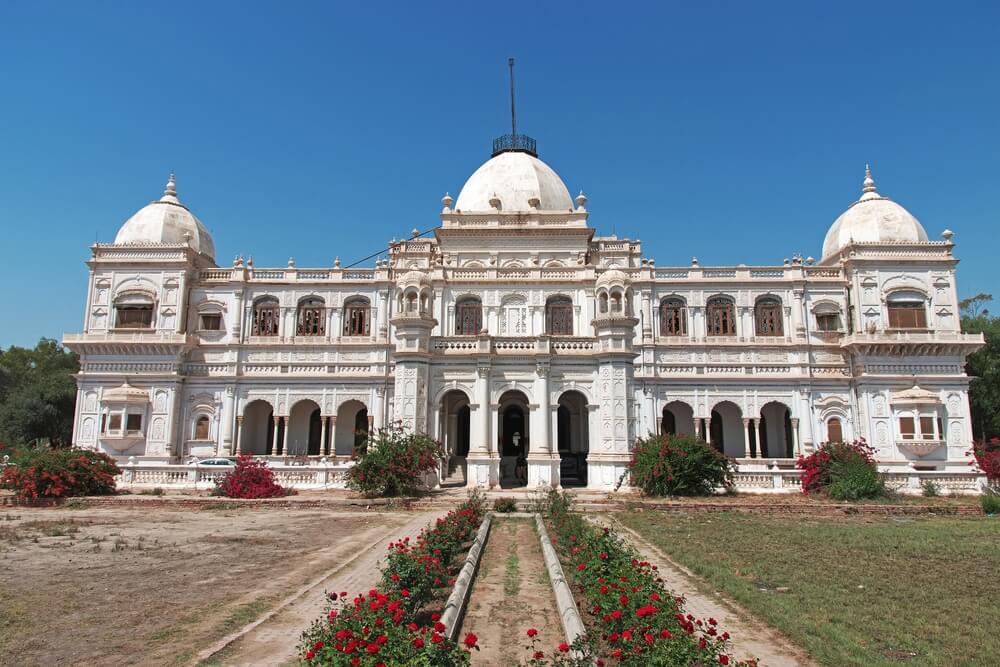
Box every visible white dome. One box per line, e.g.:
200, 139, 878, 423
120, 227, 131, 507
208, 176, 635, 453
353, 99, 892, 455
454, 151, 573, 212
822, 167, 927, 260
596, 269, 630, 289
114, 175, 215, 259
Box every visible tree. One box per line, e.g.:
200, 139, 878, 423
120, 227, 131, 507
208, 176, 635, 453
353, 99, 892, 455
0, 339, 79, 448
961, 295, 1000, 441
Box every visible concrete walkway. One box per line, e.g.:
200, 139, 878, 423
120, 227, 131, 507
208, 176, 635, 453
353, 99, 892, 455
199, 511, 442, 667
598, 515, 816, 667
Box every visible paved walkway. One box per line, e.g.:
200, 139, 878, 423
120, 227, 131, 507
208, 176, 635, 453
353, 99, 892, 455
598, 515, 816, 667
199, 511, 442, 667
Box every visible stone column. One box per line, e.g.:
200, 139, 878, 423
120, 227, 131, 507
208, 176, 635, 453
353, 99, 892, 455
281, 416, 290, 456
742, 418, 751, 459
704, 417, 712, 447
329, 416, 338, 456
234, 416, 243, 455
221, 386, 236, 456
791, 418, 800, 457
320, 416, 329, 456
528, 363, 557, 488
272, 416, 280, 455
640, 291, 652, 340
468, 364, 495, 487
373, 386, 386, 430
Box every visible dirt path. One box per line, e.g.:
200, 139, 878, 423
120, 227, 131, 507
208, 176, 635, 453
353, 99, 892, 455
204, 510, 443, 667
461, 517, 561, 667
599, 515, 816, 667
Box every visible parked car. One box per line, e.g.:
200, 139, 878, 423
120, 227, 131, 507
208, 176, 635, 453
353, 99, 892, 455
196, 458, 236, 467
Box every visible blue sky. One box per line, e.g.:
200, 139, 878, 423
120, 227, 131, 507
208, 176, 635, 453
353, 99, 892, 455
1, 1, 998, 348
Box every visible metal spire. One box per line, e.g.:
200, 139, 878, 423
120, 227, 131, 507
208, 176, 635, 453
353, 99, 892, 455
508, 57, 517, 139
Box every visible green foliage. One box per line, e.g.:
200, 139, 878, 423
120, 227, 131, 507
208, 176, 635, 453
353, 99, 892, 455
961, 295, 1000, 441
827, 457, 887, 501
0, 339, 79, 448
0, 446, 119, 499
982, 488, 1000, 515
493, 497, 518, 513
627, 433, 735, 496
345, 425, 444, 497
920, 479, 941, 497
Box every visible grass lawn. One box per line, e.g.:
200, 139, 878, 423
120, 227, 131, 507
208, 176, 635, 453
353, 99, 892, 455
617, 511, 1000, 667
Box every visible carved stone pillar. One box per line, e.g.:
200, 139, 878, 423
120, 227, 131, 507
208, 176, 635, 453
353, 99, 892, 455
742, 418, 751, 458
234, 416, 244, 456
791, 417, 800, 457
320, 416, 329, 456
271, 416, 280, 455
281, 416, 290, 456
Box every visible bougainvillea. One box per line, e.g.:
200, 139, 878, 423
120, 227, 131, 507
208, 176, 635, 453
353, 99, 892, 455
0, 446, 119, 499
345, 425, 444, 497
627, 434, 735, 496
969, 438, 1000, 487
531, 491, 756, 666
213, 454, 291, 499
796, 439, 885, 500
299, 492, 485, 665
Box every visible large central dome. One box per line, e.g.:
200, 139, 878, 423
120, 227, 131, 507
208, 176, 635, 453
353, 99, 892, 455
454, 151, 573, 212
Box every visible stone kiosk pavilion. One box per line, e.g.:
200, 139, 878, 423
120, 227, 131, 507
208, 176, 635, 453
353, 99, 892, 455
64, 132, 985, 492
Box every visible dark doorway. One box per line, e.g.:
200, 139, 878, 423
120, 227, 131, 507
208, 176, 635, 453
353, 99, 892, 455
307, 408, 322, 455
501, 405, 526, 457
457, 405, 470, 456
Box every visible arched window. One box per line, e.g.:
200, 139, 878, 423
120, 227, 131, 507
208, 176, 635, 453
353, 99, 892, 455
826, 417, 843, 443
598, 292, 609, 314
706, 296, 736, 336
114, 292, 155, 329
343, 297, 371, 336
194, 415, 210, 440
814, 302, 842, 332
455, 297, 482, 335
251, 297, 280, 336
659, 298, 687, 336
296, 297, 326, 336
887, 292, 927, 329
609, 291, 623, 314
754, 297, 784, 336
545, 296, 574, 335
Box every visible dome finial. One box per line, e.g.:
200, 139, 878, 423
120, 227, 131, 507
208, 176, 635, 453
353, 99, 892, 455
862, 163, 877, 194
165, 173, 177, 197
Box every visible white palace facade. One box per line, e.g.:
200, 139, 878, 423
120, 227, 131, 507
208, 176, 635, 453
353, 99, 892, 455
64, 134, 986, 492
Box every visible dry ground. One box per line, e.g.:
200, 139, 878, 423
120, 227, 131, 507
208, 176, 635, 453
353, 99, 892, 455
0, 505, 416, 667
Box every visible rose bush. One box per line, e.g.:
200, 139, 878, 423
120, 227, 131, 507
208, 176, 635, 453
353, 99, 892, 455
530, 491, 756, 666
796, 439, 885, 500
213, 454, 292, 499
0, 445, 119, 499
969, 438, 1000, 486
299, 492, 486, 665
627, 434, 735, 497
345, 425, 444, 497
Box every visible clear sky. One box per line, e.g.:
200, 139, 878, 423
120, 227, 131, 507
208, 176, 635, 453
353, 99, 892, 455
1, 1, 998, 348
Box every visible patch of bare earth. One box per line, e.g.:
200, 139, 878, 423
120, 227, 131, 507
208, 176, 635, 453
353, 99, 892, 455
0, 506, 415, 667
462, 518, 560, 667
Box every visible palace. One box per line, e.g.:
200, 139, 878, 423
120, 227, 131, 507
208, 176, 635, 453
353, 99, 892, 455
64, 133, 985, 491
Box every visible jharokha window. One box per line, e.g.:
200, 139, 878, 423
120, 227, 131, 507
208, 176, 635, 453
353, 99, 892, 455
194, 415, 210, 440
252, 297, 280, 336
114, 294, 154, 329
296, 297, 326, 336
545, 297, 574, 335
887, 293, 928, 329
706, 297, 737, 336
343, 297, 371, 336
754, 297, 784, 336
659, 298, 687, 336
455, 298, 482, 335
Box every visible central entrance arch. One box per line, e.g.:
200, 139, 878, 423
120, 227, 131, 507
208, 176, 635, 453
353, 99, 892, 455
498, 390, 530, 488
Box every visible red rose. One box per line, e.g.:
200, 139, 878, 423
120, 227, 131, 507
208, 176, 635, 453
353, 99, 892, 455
720, 656, 730, 665
559, 642, 570, 652
527, 628, 538, 637
413, 637, 424, 648
463, 633, 478, 649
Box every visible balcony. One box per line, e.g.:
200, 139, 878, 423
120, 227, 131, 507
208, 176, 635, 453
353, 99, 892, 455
841, 330, 984, 356
430, 336, 596, 356
896, 439, 945, 458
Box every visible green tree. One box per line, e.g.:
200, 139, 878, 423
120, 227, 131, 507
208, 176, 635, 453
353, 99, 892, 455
0, 339, 79, 448
961, 294, 1000, 440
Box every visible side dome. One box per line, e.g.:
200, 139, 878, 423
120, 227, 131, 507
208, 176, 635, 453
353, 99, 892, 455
114, 175, 216, 260
454, 151, 573, 212
595, 269, 630, 289
822, 166, 928, 260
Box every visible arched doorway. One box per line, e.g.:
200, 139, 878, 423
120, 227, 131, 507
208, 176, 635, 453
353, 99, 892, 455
709, 401, 746, 457
439, 390, 471, 485
287, 399, 322, 456
241, 400, 273, 455
661, 401, 695, 436
498, 390, 530, 488
335, 400, 369, 456
557, 391, 589, 487
760, 401, 793, 458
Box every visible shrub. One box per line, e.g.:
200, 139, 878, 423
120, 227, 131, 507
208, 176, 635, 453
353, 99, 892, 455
921, 479, 941, 497
345, 425, 444, 497
627, 434, 735, 496
797, 439, 885, 500
213, 455, 291, 499
493, 497, 518, 513
969, 438, 1000, 487
982, 488, 1000, 515
0, 446, 119, 499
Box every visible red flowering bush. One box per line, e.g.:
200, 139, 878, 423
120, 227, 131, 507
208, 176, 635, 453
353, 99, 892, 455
0, 446, 119, 499
346, 425, 444, 497
796, 439, 885, 500
534, 491, 755, 666
969, 438, 1000, 486
299, 493, 485, 665
628, 434, 735, 496
213, 454, 291, 499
